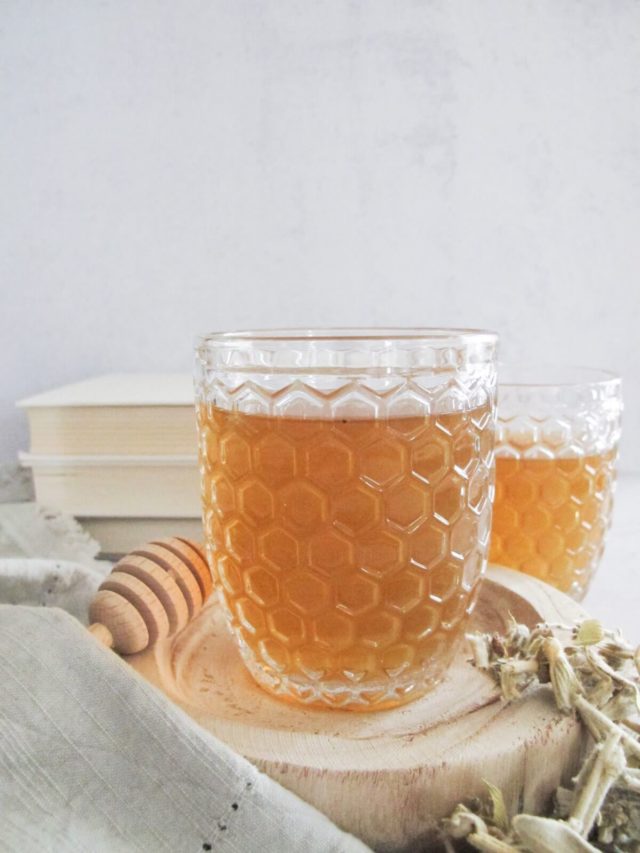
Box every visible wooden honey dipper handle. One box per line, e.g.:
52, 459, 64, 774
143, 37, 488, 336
88, 622, 114, 648
88, 537, 212, 655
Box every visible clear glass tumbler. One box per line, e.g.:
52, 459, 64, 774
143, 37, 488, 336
195, 329, 497, 710
489, 366, 623, 600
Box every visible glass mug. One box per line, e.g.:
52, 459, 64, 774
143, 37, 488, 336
195, 329, 497, 710
489, 366, 622, 600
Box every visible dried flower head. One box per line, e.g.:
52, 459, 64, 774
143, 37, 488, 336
442, 616, 640, 852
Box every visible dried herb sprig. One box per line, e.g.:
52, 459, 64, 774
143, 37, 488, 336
441, 617, 640, 852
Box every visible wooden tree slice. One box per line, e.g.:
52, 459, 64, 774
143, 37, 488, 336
128, 567, 589, 852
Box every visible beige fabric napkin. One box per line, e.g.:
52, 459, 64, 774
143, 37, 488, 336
0, 603, 370, 853
0, 485, 368, 851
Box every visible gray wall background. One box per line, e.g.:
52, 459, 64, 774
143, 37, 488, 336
2, 1, 639, 468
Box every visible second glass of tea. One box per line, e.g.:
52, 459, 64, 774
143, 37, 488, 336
489, 366, 622, 600
196, 329, 497, 710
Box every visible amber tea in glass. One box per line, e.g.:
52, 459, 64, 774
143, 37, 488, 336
489, 367, 622, 600
196, 329, 497, 710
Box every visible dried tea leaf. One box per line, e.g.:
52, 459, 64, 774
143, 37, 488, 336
467, 632, 491, 669
601, 685, 640, 722
544, 637, 583, 713
506, 616, 530, 652
500, 662, 525, 701
467, 832, 520, 853
442, 804, 489, 839
585, 647, 640, 695
623, 718, 640, 737
554, 786, 573, 819
568, 730, 626, 837
482, 780, 509, 833
583, 672, 614, 710
491, 634, 508, 658
575, 620, 605, 646
513, 815, 599, 852
597, 786, 640, 847
576, 696, 640, 761
442, 616, 640, 852
599, 640, 636, 671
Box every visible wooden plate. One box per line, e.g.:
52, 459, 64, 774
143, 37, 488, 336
128, 566, 588, 852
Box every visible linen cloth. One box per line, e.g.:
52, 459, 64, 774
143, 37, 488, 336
0, 605, 369, 853
0, 472, 370, 852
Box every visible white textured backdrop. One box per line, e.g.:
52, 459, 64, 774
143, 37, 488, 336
2, 1, 639, 469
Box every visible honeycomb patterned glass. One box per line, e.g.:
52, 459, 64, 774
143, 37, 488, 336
489, 366, 622, 600
195, 329, 497, 710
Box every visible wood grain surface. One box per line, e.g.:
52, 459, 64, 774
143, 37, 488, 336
129, 566, 589, 852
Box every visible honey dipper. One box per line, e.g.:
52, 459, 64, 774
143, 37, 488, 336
88, 537, 213, 654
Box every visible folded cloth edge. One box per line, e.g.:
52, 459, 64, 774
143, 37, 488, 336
0, 604, 371, 853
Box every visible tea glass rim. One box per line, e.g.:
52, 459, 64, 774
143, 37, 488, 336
498, 363, 621, 392
196, 327, 497, 346
195, 328, 498, 375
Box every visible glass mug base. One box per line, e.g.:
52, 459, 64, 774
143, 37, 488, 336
237, 637, 457, 712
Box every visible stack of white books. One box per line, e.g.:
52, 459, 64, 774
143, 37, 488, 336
18, 374, 202, 554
